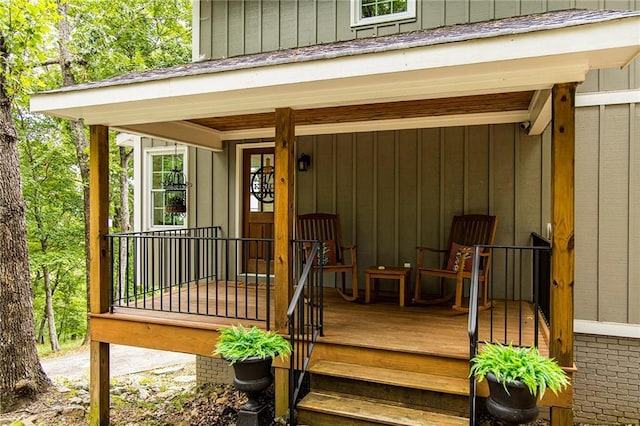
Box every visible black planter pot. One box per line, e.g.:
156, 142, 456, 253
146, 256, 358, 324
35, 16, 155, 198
485, 372, 539, 425
231, 356, 274, 412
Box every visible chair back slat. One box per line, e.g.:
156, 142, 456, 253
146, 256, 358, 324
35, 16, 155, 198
296, 213, 344, 262
445, 214, 498, 271
448, 214, 497, 247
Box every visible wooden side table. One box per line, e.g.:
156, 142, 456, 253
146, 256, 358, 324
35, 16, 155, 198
364, 266, 412, 307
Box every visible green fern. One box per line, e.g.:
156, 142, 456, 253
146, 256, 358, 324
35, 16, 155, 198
213, 324, 291, 365
469, 342, 569, 398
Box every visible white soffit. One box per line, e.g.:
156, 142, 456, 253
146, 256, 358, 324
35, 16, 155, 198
30, 17, 640, 128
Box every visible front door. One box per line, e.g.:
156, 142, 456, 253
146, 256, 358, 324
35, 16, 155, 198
243, 147, 275, 273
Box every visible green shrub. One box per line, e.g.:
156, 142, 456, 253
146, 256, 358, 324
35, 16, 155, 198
470, 342, 569, 398
213, 324, 291, 365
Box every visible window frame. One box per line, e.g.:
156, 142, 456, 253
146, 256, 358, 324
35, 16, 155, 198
350, 0, 417, 27
144, 145, 189, 230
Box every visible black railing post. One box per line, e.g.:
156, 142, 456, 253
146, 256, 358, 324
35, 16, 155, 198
287, 241, 323, 426
467, 245, 481, 426
266, 240, 272, 330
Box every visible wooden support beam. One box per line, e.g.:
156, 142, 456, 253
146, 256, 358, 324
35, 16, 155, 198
274, 108, 295, 418
550, 83, 577, 426
89, 125, 111, 425
89, 341, 109, 425
274, 107, 295, 330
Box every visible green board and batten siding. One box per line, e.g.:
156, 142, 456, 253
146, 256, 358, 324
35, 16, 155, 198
178, 125, 550, 300
189, 0, 640, 325
576, 104, 640, 325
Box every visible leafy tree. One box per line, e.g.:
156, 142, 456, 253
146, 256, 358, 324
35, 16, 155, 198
0, 0, 53, 410
17, 111, 85, 348
51, 0, 191, 343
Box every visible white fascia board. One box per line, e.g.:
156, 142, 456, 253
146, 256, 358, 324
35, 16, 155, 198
114, 121, 223, 152
574, 319, 640, 339
219, 110, 530, 140
30, 18, 640, 126
31, 59, 579, 127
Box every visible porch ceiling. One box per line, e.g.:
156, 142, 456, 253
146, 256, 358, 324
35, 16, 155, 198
30, 9, 640, 149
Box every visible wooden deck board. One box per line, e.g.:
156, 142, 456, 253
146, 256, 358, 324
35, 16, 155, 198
111, 283, 548, 359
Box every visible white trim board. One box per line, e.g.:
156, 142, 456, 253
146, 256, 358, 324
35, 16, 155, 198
576, 89, 640, 107
191, 0, 201, 63
574, 319, 640, 339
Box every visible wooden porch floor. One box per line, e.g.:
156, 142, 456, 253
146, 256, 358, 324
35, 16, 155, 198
111, 282, 549, 360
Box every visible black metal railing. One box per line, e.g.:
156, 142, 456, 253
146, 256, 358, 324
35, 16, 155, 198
107, 226, 274, 328
532, 232, 551, 326
467, 240, 552, 425
288, 240, 324, 426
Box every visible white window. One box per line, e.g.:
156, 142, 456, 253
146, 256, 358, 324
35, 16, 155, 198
351, 0, 416, 27
146, 146, 188, 229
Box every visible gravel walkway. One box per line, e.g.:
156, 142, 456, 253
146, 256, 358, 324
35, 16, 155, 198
41, 344, 195, 379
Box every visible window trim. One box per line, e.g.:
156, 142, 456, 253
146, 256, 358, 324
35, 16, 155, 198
144, 145, 189, 230
350, 0, 416, 27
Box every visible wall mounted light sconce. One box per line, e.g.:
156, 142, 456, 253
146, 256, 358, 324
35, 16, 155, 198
297, 153, 311, 172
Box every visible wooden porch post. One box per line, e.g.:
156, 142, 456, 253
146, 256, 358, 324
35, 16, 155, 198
550, 83, 576, 426
274, 107, 295, 417
89, 125, 111, 426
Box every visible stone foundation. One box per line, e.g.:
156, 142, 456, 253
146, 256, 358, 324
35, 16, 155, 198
574, 333, 640, 424
196, 355, 234, 386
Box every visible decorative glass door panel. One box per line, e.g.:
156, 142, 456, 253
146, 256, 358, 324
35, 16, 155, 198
243, 148, 275, 273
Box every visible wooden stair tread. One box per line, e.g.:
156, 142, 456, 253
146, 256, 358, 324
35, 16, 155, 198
298, 391, 468, 426
309, 360, 470, 396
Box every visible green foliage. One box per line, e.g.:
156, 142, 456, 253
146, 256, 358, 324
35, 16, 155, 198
68, 0, 191, 82
213, 325, 292, 365
0, 0, 57, 105
17, 110, 87, 341
470, 342, 569, 399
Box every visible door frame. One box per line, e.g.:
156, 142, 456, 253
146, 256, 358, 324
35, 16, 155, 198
234, 142, 276, 273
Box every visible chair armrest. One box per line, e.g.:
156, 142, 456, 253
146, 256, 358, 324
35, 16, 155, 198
340, 245, 357, 264
416, 246, 448, 254
416, 246, 448, 268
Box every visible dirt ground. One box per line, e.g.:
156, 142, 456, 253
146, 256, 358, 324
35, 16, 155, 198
0, 363, 280, 426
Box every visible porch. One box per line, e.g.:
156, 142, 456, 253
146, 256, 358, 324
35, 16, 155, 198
30, 9, 640, 425
91, 270, 570, 423
95, 229, 568, 423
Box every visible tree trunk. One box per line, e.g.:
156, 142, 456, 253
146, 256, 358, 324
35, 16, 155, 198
56, 0, 92, 345
43, 265, 61, 352
36, 316, 46, 345
118, 147, 133, 301
119, 147, 132, 233
0, 37, 50, 412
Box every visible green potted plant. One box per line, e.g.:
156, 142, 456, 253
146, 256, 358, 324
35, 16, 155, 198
470, 342, 569, 424
165, 193, 186, 213
214, 324, 291, 421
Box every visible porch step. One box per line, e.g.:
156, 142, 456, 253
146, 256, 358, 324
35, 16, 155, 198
310, 342, 470, 379
297, 391, 468, 426
309, 360, 469, 396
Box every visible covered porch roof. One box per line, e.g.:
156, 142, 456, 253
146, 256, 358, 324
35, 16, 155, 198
30, 9, 640, 150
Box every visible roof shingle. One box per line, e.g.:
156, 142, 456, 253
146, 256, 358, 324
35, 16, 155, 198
42, 9, 640, 94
